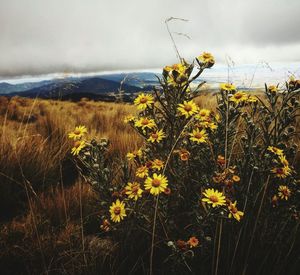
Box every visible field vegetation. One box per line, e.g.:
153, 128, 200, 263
0, 52, 300, 275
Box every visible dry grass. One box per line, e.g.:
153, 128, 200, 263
0, 96, 142, 273
0, 96, 142, 219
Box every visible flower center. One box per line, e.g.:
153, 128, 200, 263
209, 195, 219, 203
114, 207, 121, 215
234, 93, 243, 99
184, 104, 192, 112
282, 189, 289, 196
194, 133, 203, 139
74, 130, 81, 135
131, 184, 139, 193
152, 179, 161, 187
151, 133, 158, 139
140, 97, 147, 104
154, 160, 162, 166
277, 168, 284, 174
142, 119, 149, 125
230, 206, 238, 213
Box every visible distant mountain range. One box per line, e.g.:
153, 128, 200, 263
1, 62, 299, 101
0, 72, 160, 101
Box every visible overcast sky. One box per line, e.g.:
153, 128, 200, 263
0, 0, 299, 77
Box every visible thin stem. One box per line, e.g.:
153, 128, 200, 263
79, 179, 87, 267
228, 169, 254, 274
149, 195, 159, 275
214, 219, 223, 275
165, 17, 188, 61
242, 175, 270, 274
225, 92, 229, 167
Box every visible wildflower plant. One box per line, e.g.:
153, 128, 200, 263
71, 53, 300, 274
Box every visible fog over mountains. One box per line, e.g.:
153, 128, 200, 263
0, 62, 299, 101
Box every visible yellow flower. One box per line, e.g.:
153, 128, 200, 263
220, 83, 236, 92
134, 93, 154, 110
136, 165, 149, 178
164, 63, 189, 86
278, 185, 291, 200
267, 146, 283, 156
148, 129, 166, 143
202, 188, 226, 207
279, 155, 289, 166
247, 95, 258, 103
135, 117, 156, 130
109, 199, 126, 223
195, 109, 211, 121
208, 122, 217, 131
144, 173, 168, 196
68, 125, 87, 140
125, 182, 143, 201
151, 159, 164, 171
71, 140, 86, 155
271, 166, 291, 179
198, 120, 218, 131
164, 63, 187, 74
124, 115, 136, 124
126, 149, 142, 161
177, 100, 198, 118
189, 128, 208, 144
268, 85, 278, 94
187, 236, 199, 248
197, 52, 215, 67
126, 152, 135, 160
228, 201, 244, 222
229, 91, 248, 104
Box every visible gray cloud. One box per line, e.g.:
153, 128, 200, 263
0, 0, 299, 77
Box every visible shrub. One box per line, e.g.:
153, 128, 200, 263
72, 54, 300, 274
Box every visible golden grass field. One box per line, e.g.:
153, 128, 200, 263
0, 96, 147, 273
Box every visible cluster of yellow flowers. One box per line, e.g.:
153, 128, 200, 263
109, 171, 169, 223
116, 52, 251, 225
126, 149, 142, 161
268, 146, 292, 179
68, 125, 88, 155
268, 146, 292, 202
163, 62, 190, 87
220, 83, 257, 104
202, 188, 244, 221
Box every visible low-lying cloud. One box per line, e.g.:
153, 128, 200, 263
0, 0, 299, 78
